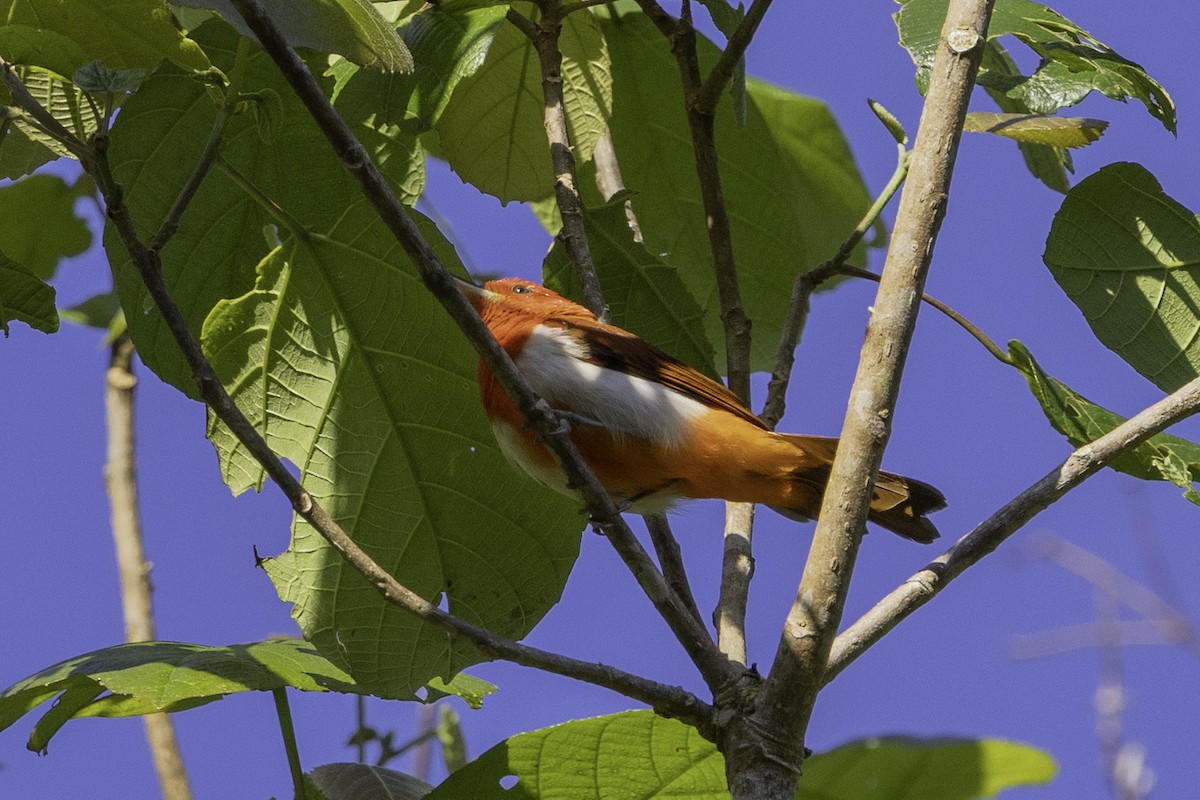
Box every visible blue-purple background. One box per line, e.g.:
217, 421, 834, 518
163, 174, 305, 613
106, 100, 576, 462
4, 2, 1199, 797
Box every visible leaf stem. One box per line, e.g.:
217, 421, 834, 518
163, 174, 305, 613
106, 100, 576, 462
272, 688, 307, 800
761, 139, 910, 429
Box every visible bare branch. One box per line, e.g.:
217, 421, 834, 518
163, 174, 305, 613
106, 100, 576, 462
105, 336, 194, 800
714, 503, 755, 664
507, 3, 605, 317
826, 372, 1200, 683
645, 514, 705, 630
738, 1, 995, 790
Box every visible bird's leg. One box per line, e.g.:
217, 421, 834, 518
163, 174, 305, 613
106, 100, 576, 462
525, 408, 606, 441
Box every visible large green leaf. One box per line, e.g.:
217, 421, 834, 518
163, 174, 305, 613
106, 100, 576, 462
435, 3, 612, 203
896, 0, 1175, 134
427, 710, 1055, 799
1009, 340, 1200, 504
797, 737, 1056, 799
1043, 162, 1200, 393
0, 173, 91, 280
174, 0, 412, 71
0, 0, 211, 74
595, 5, 875, 373
105, 21, 423, 397
0, 640, 493, 754
201, 206, 582, 697
542, 196, 718, 379
0, 112, 56, 179
0, 247, 57, 335
309, 763, 433, 800
331, 1, 509, 136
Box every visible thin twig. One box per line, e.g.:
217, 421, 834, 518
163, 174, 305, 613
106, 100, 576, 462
508, 2, 605, 318
645, 514, 705, 630
149, 105, 231, 251
633, 0, 752, 404
592, 127, 642, 242
105, 335, 194, 800
762, 141, 910, 429
825, 371, 1200, 683
749, 1, 994, 789
226, 0, 733, 695
694, 0, 775, 115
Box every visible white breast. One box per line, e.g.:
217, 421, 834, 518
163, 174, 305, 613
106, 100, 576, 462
514, 323, 706, 448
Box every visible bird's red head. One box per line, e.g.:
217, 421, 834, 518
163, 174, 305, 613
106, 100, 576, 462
455, 277, 594, 326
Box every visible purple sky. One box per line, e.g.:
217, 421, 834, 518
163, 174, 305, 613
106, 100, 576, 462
4, 2, 1200, 798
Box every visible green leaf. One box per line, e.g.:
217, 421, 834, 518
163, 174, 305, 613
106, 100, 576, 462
0, 248, 57, 335
596, 5, 876, 373
308, 763, 433, 800
105, 21, 363, 396
542, 197, 718, 379
1043, 162, 1200, 393
60, 290, 123, 331
0, 0, 211, 74
0, 24, 88, 78
895, 0, 1175, 134
201, 211, 581, 698
977, 41, 1071, 193
798, 737, 1056, 799
963, 112, 1107, 148
436, 705, 467, 773
0, 173, 91, 280
426, 711, 724, 800
332, 1, 508, 137
435, 3, 613, 203
0, 112, 57, 179
73, 60, 146, 93
174, 0, 412, 72
1008, 340, 1200, 499
9, 67, 99, 158
427, 710, 1055, 800
0, 640, 493, 754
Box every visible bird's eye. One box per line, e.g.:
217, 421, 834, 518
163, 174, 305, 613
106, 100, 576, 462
512, 285, 532, 294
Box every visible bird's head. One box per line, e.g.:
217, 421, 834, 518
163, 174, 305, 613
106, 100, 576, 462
454, 276, 594, 325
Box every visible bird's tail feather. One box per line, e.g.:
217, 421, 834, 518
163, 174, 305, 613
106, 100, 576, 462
766, 435, 946, 543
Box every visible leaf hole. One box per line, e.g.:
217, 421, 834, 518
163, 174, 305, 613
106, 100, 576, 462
500, 775, 518, 790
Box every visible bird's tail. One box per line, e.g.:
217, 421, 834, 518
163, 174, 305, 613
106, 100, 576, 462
765, 435, 946, 543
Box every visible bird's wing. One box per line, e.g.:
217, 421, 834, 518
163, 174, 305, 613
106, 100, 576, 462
559, 317, 768, 430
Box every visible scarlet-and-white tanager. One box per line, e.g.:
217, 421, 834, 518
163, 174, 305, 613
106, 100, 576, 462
456, 276, 945, 542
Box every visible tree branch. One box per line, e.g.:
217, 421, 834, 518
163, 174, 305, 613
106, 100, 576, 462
694, 0, 775, 115
714, 502, 755, 664
646, 514, 705, 630
633, 0, 752, 404
739, 1, 993, 791
105, 335, 194, 800
825, 371, 1200, 683
508, 2, 605, 317
225, 0, 733, 695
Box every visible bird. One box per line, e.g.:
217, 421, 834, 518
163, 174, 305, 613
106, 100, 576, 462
455, 276, 945, 542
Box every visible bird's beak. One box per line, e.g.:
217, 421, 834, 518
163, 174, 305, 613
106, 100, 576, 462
452, 275, 488, 312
